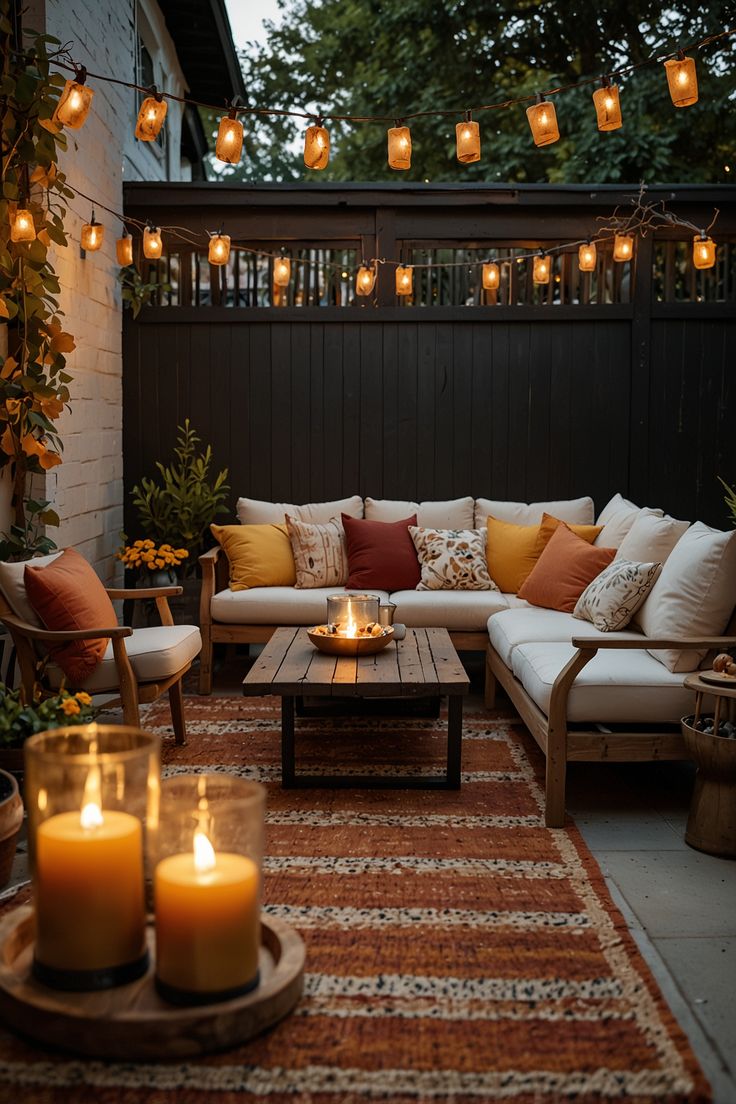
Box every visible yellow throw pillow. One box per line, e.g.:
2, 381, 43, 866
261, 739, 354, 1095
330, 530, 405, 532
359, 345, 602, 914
486, 516, 543, 593
535, 512, 603, 555
210, 524, 296, 590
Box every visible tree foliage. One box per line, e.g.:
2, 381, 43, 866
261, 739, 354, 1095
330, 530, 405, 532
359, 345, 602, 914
218, 0, 736, 184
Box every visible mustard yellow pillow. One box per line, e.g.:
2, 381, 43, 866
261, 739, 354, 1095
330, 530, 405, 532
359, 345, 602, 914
210, 524, 296, 590
486, 516, 544, 593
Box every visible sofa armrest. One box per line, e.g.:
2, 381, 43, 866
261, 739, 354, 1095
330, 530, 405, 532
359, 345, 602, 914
107, 586, 183, 600
571, 635, 736, 651
199, 546, 223, 626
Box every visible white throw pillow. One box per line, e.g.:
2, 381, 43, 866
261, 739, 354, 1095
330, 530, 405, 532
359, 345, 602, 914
366, 497, 475, 529
236, 495, 363, 525
617, 513, 690, 569
409, 527, 496, 591
596, 493, 664, 526
637, 522, 736, 672
0, 551, 63, 626
474, 497, 594, 528
595, 505, 664, 549
573, 559, 662, 631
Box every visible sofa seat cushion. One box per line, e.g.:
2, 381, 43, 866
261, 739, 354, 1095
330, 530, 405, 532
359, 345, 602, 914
488, 608, 644, 667
211, 586, 391, 625
47, 625, 202, 692
390, 589, 509, 631
510, 642, 693, 723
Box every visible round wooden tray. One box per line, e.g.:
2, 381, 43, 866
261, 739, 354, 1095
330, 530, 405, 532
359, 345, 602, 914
0, 905, 305, 1059
308, 625, 394, 656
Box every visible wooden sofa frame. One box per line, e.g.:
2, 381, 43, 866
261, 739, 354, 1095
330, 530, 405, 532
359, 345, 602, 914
198, 545, 487, 693
486, 626, 736, 828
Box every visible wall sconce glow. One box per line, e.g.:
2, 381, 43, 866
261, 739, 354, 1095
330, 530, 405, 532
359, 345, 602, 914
53, 74, 94, 129
304, 123, 329, 170
143, 225, 163, 259
274, 256, 291, 286
613, 234, 634, 262
396, 266, 413, 296
526, 95, 560, 147
664, 54, 698, 107
533, 254, 551, 284
592, 81, 622, 131
578, 242, 597, 271
482, 262, 500, 290
387, 125, 412, 170
116, 230, 133, 266
208, 234, 231, 266
135, 93, 168, 141
356, 265, 375, 296
216, 112, 244, 164
692, 235, 716, 269
10, 208, 36, 243
456, 115, 480, 163
81, 213, 104, 252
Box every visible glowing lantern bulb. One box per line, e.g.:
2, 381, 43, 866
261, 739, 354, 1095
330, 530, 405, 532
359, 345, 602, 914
592, 82, 622, 131
455, 116, 480, 163
81, 213, 104, 252
533, 254, 550, 284
143, 225, 163, 259
526, 95, 560, 147
274, 256, 291, 287
135, 94, 168, 141
208, 234, 231, 265
53, 74, 94, 128
356, 265, 376, 296
216, 112, 244, 164
482, 262, 500, 290
664, 54, 698, 107
116, 230, 133, 266
387, 124, 412, 170
692, 235, 716, 270
613, 234, 634, 262
10, 208, 36, 243
578, 242, 597, 271
396, 266, 413, 296
304, 123, 329, 170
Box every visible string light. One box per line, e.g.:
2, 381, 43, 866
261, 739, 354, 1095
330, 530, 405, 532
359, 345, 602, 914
356, 264, 376, 295
116, 227, 133, 266
482, 262, 500, 290
10, 207, 35, 243
693, 233, 716, 269
135, 89, 167, 141
533, 253, 551, 284
396, 266, 413, 295
80, 210, 103, 251
592, 77, 622, 131
208, 232, 231, 265
273, 254, 291, 286
664, 52, 698, 107
613, 233, 634, 261
527, 94, 560, 147
216, 105, 244, 164
304, 121, 329, 170
52, 67, 93, 128
143, 224, 163, 259
578, 241, 597, 271
387, 123, 411, 170
456, 112, 480, 163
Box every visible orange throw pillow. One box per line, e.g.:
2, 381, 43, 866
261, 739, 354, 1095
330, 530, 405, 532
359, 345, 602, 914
518, 523, 616, 612
535, 512, 603, 554
24, 548, 118, 684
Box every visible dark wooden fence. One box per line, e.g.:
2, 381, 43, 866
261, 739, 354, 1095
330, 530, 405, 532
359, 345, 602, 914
123, 183, 736, 531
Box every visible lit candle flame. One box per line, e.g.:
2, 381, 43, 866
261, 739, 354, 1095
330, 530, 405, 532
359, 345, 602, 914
540, 111, 548, 126
604, 96, 614, 110
193, 829, 216, 872
677, 70, 688, 86
80, 765, 104, 829
70, 91, 81, 109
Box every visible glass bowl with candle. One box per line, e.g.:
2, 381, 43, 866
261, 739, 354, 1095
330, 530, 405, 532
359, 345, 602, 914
153, 774, 266, 1005
308, 593, 394, 655
23, 724, 160, 991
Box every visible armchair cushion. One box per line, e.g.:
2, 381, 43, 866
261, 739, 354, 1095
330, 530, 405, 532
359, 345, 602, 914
46, 625, 202, 692
24, 549, 118, 683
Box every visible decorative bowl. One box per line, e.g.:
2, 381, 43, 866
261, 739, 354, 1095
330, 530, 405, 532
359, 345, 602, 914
307, 625, 394, 657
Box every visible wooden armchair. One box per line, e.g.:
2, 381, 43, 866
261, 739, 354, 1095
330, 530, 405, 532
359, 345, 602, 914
0, 585, 202, 746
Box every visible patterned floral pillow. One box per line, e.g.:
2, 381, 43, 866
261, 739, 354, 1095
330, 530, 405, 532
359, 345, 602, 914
409, 527, 498, 591
285, 516, 348, 588
573, 558, 662, 631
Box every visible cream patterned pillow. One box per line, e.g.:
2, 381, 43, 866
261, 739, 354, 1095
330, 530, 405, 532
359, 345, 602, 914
409, 527, 497, 591
285, 516, 348, 588
573, 559, 661, 631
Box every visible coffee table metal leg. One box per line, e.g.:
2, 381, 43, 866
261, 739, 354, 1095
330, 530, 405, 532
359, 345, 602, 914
447, 694, 463, 788
282, 695, 296, 787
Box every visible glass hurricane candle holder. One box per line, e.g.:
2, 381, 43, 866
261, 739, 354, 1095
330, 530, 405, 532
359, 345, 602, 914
326, 593, 381, 636
153, 774, 266, 1005
24, 724, 160, 991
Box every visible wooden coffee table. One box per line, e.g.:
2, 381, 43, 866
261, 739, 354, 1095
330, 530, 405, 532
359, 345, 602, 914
242, 626, 469, 789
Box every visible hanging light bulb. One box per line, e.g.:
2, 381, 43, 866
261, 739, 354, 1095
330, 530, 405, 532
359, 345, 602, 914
396, 266, 413, 296
578, 241, 597, 271
482, 262, 500, 290
208, 232, 231, 266
533, 253, 550, 284
216, 105, 244, 164
592, 77, 622, 131
455, 112, 480, 163
664, 52, 698, 107
304, 120, 329, 170
52, 66, 94, 129
116, 228, 133, 266
526, 94, 560, 147
274, 254, 291, 287
613, 234, 634, 262
356, 264, 376, 296
10, 207, 35, 243
143, 224, 163, 260
135, 88, 168, 141
387, 122, 412, 170
692, 233, 716, 270
80, 210, 104, 252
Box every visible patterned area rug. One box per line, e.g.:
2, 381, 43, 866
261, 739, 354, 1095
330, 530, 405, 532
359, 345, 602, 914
0, 696, 709, 1103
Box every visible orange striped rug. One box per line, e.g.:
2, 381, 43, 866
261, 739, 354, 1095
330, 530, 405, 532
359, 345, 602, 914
0, 696, 709, 1103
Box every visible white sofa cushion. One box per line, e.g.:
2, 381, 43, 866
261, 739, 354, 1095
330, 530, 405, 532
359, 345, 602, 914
211, 586, 390, 625
595, 505, 663, 549
47, 625, 202, 692
0, 551, 63, 625
474, 497, 594, 528
236, 495, 363, 525
510, 642, 694, 723
391, 589, 508, 631
596, 493, 663, 526
365, 497, 475, 528
636, 522, 736, 672
488, 607, 643, 667
617, 513, 689, 567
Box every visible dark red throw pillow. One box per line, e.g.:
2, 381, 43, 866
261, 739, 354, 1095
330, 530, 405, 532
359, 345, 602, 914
342, 513, 420, 591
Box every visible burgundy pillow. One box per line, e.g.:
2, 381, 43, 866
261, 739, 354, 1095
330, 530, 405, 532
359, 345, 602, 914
342, 513, 420, 591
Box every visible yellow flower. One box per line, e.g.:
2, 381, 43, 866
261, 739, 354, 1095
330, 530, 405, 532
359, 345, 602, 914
75, 691, 92, 705
61, 698, 81, 716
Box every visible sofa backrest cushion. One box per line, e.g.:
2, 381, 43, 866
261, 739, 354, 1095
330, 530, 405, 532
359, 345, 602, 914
0, 550, 63, 626
486, 517, 544, 594
596, 492, 665, 526
365, 497, 475, 529
517, 524, 616, 613
474, 496, 594, 528
343, 514, 420, 591
637, 522, 736, 672
211, 523, 296, 590
236, 495, 364, 525
617, 513, 690, 572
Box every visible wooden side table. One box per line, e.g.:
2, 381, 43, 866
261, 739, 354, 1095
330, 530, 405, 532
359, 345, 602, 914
682, 673, 736, 858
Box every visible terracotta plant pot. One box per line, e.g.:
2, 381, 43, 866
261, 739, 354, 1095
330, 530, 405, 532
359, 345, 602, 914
0, 768, 23, 888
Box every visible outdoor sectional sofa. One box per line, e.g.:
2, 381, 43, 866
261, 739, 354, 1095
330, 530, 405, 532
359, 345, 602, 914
199, 492, 736, 826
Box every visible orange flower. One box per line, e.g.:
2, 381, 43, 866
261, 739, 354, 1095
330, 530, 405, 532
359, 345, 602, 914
75, 692, 92, 705
61, 698, 81, 716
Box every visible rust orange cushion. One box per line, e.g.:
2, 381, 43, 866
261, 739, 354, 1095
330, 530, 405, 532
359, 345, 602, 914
535, 512, 603, 554
517, 523, 616, 612
24, 548, 117, 684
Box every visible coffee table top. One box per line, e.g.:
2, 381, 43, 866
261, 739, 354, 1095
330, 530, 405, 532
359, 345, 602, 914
243, 626, 470, 698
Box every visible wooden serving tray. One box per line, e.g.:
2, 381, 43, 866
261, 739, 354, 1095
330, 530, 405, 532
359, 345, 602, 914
0, 905, 305, 1059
